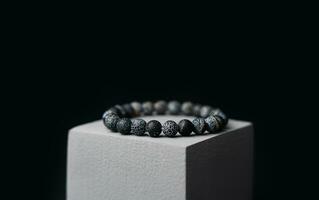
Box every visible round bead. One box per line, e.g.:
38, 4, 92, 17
131, 101, 143, 116
122, 103, 134, 117
102, 109, 115, 118
217, 113, 228, 127
131, 119, 146, 136
142, 101, 153, 115
212, 115, 224, 130
192, 118, 206, 135
193, 104, 202, 117
146, 120, 162, 137
178, 119, 194, 136
168, 101, 181, 115
181, 101, 193, 115
162, 120, 179, 137
114, 105, 126, 117
200, 105, 212, 118
210, 109, 228, 126
154, 100, 167, 114
103, 114, 120, 131
104, 107, 123, 117
205, 115, 219, 133
116, 118, 132, 134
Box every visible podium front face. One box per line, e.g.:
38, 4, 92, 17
67, 116, 253, 200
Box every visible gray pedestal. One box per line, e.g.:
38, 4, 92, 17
67, 116, 253, 200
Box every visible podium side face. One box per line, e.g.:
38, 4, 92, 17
67, 118, 253, 200
67, 130, 187, 200
186, 124, 254, 200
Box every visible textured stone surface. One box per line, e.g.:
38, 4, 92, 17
68, 116, 253, 200
213, 115, 225, 129
131, 119, 146, 136
162, 120, 179, 137
103, 114, 120, 132
210, 109, 228, 126
116, 118, 131, 134
146, 120, 162, 137
192, 118, 206, 135
205, 115, 219, 133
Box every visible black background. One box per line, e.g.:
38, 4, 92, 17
5, 10, 311, 200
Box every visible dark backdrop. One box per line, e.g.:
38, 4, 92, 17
8, 18, 300, 200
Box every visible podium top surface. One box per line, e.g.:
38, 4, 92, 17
70, 115, 252, 148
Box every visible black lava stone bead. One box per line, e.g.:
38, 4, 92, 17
192, 118, 206, 135
103, 113, 120, 131
116, 118, 132, 135
178, 119, 194, 136
146, 120, 162, 137
162, 120, 179, 137
106, 107, 123, 118
131, 119, 146, 136
102, 110, 114, 118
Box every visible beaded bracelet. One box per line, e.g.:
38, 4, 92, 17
102, 101, 228, 137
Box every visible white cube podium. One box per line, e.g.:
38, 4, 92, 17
67, 116, 253, 200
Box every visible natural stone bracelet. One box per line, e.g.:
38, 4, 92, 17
102, 101, 228, 137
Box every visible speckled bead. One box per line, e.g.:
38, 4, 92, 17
178, 119, 194, 136
193, 104, 202, 117
142, 101, 153, 115
131, 101, 143, 116
154, 100, 167, 115
181, 102, 193, 115
146, 120, 162, 137
192, 118, 206, 135
205, 115, 219, 133
103, 101, 228, 137
102, 110, 114, 118
104, 107, 123, 118
168, 101, 181, 115
162, 120, 179, 137
130, 119, 146, 136
116, 118, 132, 134
200, 105, 213, 118
103, 114, 120, 131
